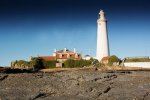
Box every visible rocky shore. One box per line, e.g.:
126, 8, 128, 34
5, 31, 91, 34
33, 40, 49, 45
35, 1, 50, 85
1, 68, 150, 100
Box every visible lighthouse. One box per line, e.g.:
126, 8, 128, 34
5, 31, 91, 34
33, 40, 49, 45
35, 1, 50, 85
96, 10, 109, 61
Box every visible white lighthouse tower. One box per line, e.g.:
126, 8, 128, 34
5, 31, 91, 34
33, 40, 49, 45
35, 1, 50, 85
96, 10, 109, 61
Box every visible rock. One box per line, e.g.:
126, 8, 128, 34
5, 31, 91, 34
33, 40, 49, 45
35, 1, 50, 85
0, 70, 150, 100
0, 74, 8, 81
103, 86, 111, 93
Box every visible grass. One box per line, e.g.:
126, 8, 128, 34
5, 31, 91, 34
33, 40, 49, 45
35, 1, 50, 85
125, 58, 150, 62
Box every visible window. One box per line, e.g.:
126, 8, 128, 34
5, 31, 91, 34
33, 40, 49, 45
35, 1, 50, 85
62, 54, 64, 57
78, 55, 80, 57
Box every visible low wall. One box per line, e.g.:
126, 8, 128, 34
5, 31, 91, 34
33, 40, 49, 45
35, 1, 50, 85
124, 62, 150, 68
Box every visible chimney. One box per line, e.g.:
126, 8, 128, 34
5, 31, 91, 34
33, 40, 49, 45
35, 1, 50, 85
54, 49, 56, 52
53, 49, 57, 56
64, 48, 67, 52
74, 48, 76, 53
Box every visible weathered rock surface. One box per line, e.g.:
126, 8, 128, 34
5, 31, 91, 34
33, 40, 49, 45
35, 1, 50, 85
0, 70, 150, 100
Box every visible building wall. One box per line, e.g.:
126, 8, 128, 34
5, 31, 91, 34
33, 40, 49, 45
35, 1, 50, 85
83, 56, 91, 60
56, 53, 81, 59
124, 62, 150, 68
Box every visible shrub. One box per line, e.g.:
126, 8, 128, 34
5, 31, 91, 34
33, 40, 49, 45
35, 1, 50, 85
125, 58, 150, 62
13, 60, 30, 68
11, 57, 57, 70
95, 62, 105, 67
108, 55, 120, 66
43, 60, 57, 68
30, 57, 44, 69
91, 59, 99, 65
64, 59, 74, 68
63, 59, 92, 68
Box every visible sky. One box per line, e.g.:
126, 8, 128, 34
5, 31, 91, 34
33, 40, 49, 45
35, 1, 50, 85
0, 0, 150, 66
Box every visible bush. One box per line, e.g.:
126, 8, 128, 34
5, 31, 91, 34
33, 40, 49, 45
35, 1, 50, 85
11, 60, 30, 69
125, 58, 150, 62
43, 60, 57, 68
30, 58, 57, 69
64, 59, 92, 68
108, 55, 120, 66
30, 58, 44, 69
95, 62, 105, 67
11, 57, 57, 70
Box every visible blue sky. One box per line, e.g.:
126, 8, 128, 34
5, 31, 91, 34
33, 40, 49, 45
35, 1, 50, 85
0, 0, 150, 66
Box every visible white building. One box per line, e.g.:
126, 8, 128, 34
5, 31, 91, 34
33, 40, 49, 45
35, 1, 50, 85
96, 10, 110, 61
83, 55, 92, 60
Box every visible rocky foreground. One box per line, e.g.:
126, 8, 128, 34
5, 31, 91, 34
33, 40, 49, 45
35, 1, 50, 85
1, 69, 150, 100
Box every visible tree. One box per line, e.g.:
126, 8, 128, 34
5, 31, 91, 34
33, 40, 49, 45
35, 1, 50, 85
30, 57, 44, 70
108, 55, 120, 66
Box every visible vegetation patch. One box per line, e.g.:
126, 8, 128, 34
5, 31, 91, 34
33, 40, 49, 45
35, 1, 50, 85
125, 58, 150, 62
11, 58, 57, 70
63, 59, 92, 68
108, 55, 120, 66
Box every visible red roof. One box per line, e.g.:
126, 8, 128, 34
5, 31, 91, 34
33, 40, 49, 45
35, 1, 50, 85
39, 56, 56, 61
